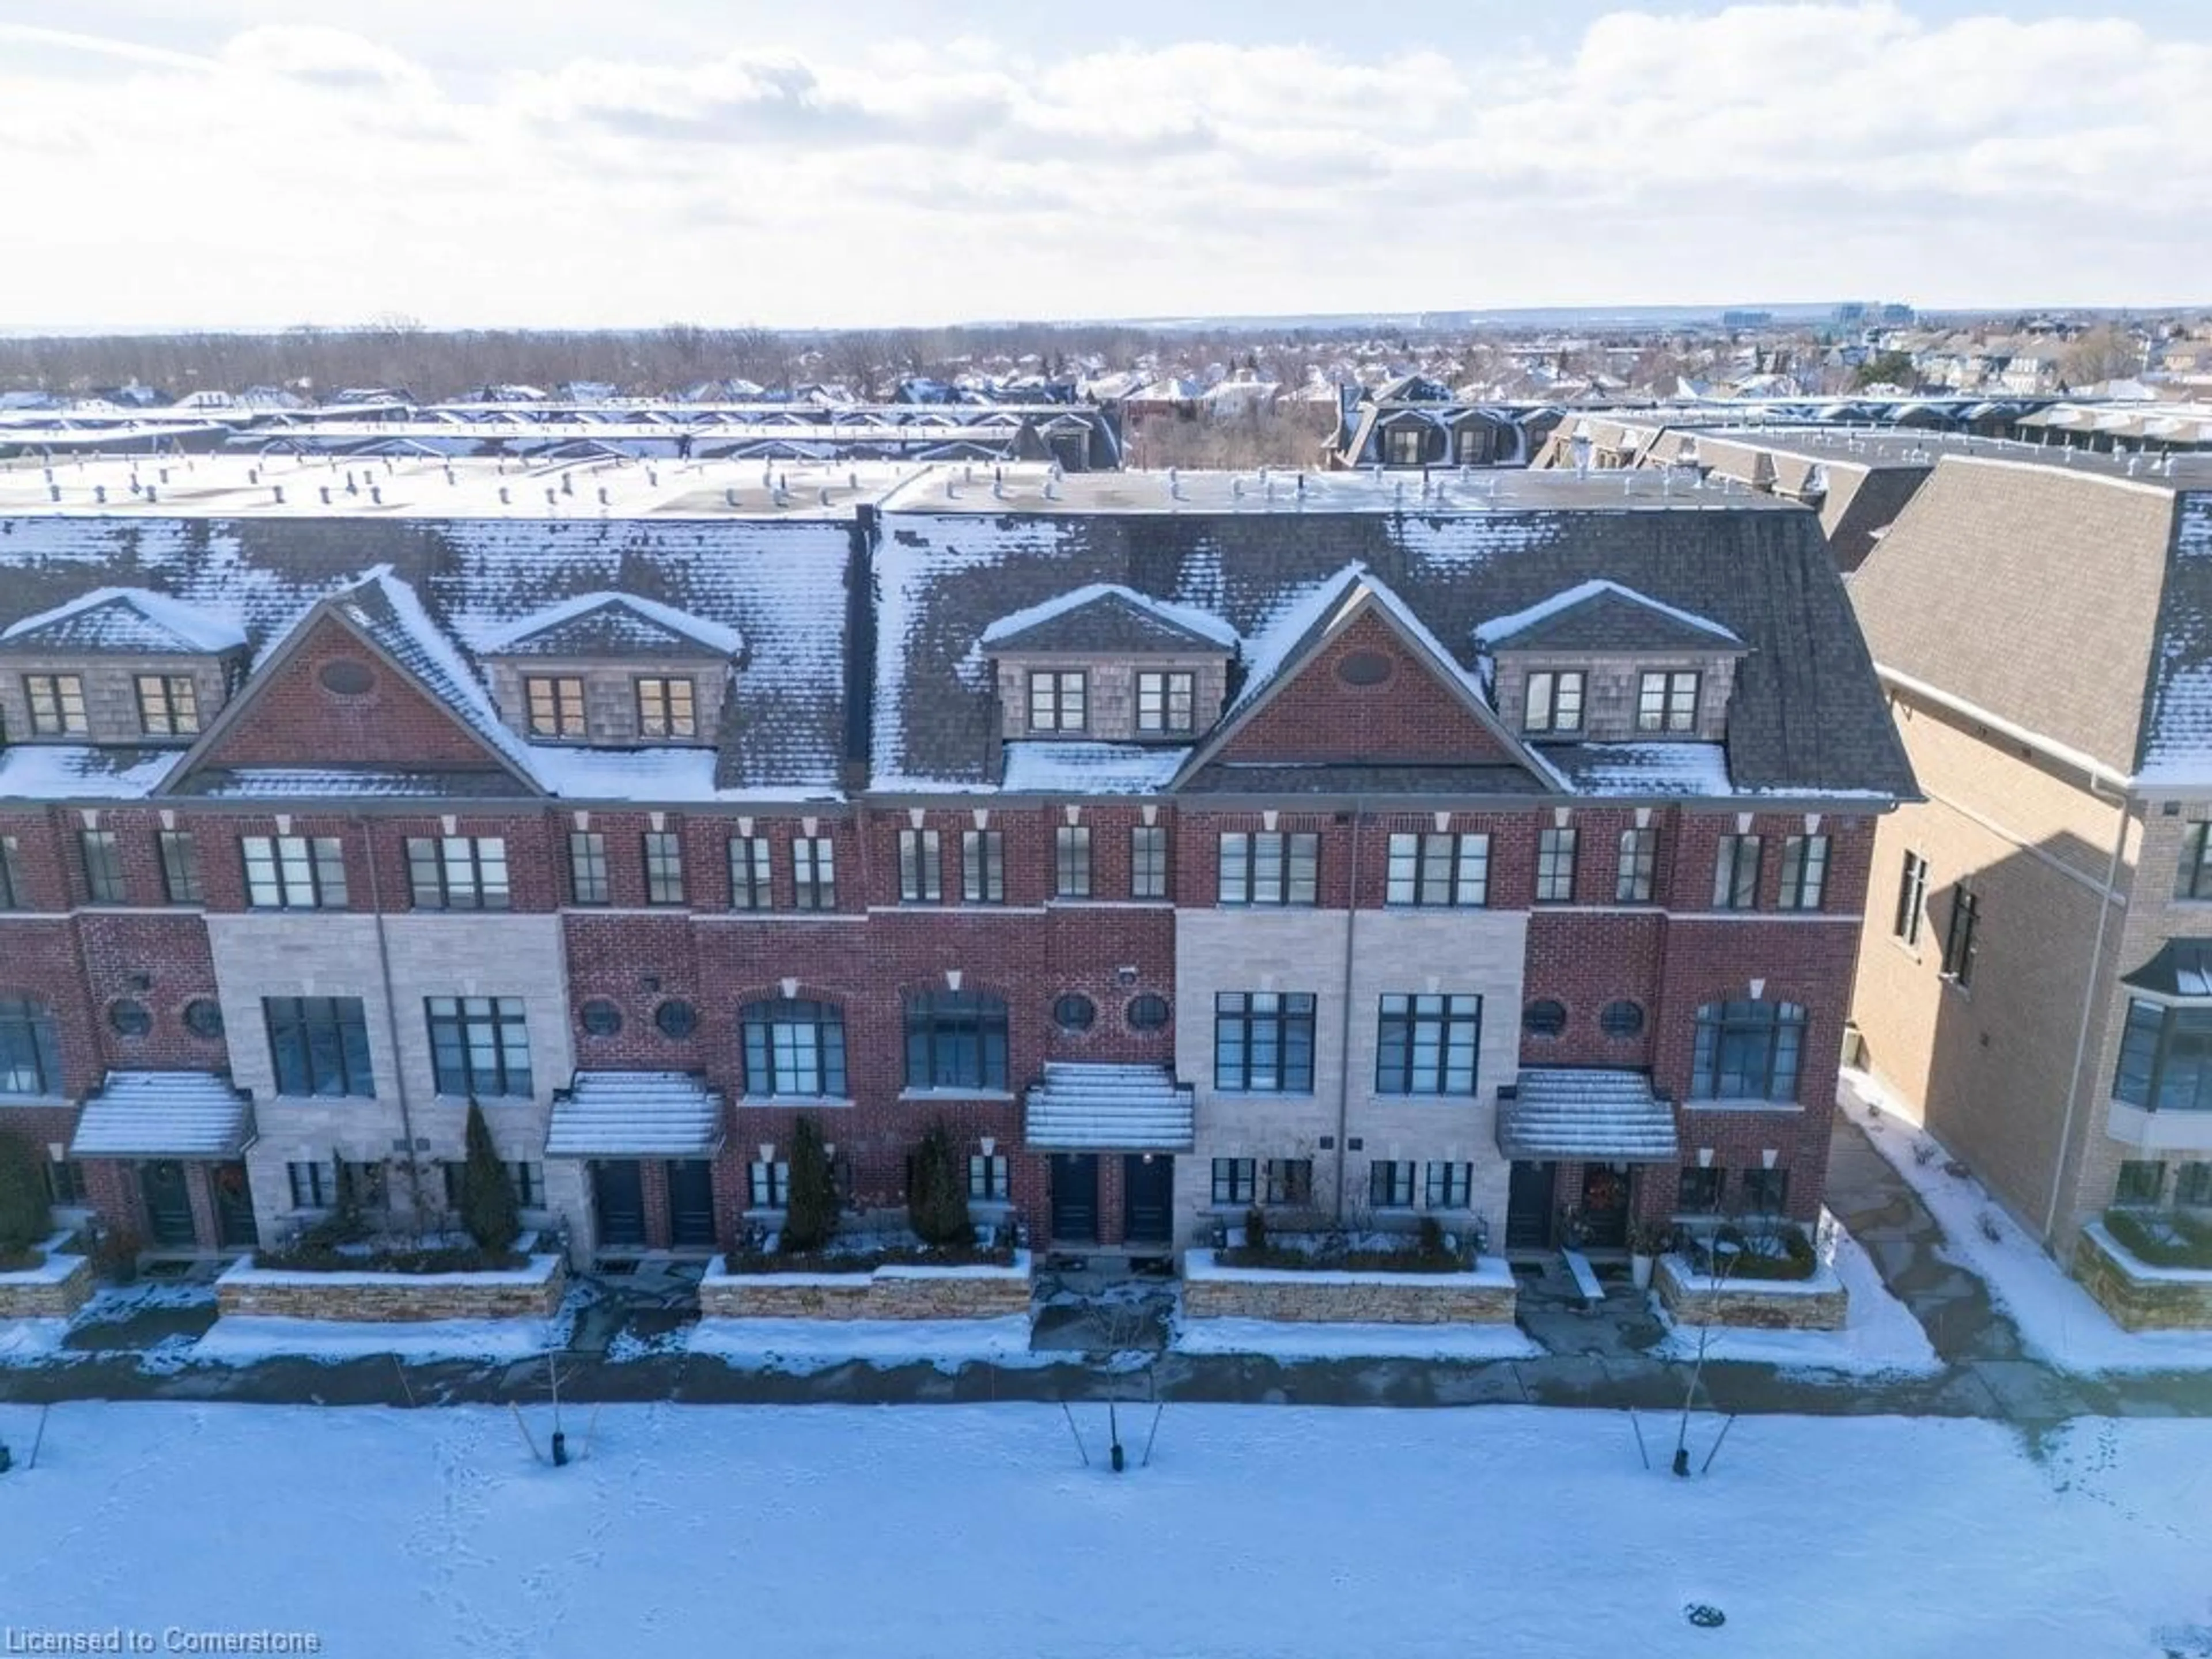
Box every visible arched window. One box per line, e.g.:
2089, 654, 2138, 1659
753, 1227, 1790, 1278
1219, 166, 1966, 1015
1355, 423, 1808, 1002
1691, 999, 1806, 1101
0, 996, 62, 1096
740, 999, 848, 1098
903, 991, 1008, 1091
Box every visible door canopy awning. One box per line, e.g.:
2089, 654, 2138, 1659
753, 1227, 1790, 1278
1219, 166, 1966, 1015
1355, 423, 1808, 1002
547, 1070, 725, 1157
1497, 1069, 1679, 1164
1025, 1063, 1195, 1152
71, 1071, 256, 1159
2120, 940, 2212, 999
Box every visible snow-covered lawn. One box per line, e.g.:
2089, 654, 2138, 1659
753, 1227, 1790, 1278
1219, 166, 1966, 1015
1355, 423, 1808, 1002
190, 1315, 565, 1364
1650, 1215, 1942, 1377
0, 1403, 2206, 1658
1843, 1070, 2212, 1372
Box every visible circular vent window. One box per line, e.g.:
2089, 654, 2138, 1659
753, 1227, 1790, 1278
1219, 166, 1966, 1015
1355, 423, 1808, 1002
1126, 993, 1171, 1031
1336, 649, 1393, 687
654, 999, 698, 1039
109, 999, 152, 1037
580, 999, 623, 1037
1054, 993, 1097, 1033
183, 998, 225, 1039
317, 658, 375, 696
1600, 999, 1646, 1039
1522, 999, 1567, 1039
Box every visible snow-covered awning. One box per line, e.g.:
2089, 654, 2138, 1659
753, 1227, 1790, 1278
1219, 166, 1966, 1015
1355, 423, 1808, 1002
71, 1071, 255, 1159
546, 1071, 725, 1158
1025, 1063, 1194, 1152
1497, 1070, 1678, 1164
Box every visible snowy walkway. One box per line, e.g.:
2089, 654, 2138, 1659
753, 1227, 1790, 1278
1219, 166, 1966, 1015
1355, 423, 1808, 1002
0, 1402, 2205, 1658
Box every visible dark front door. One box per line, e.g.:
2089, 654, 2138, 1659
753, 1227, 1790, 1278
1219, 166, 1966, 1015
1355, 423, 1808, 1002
1122, 1154, 1173, 1246
1578, 1164, 1630, 1249
1050, 1154, 1099, 1244
594, 1161, 647, 1248
211, 1162, 258, 1248
1506, 1160, 1556, 1252
140, 1160, 196, 1247
665, 1159, 717, 1248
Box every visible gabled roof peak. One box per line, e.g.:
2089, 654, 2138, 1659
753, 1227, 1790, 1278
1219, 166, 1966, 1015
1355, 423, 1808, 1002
1473, 578, 1743, 653
0, 586, 248, 656
478, 590, 745, 659
979, 582, 1239, 653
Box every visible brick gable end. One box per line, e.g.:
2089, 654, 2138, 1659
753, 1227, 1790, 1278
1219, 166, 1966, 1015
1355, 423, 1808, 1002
1215, 609, 1521, 767
187, 615, 508, 774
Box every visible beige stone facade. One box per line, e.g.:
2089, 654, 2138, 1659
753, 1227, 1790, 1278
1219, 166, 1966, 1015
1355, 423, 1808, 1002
2071, 1226, 2212, 1331
1181, 1253, 1518, 1323
1652, 1255, 1847, 1330
207, 912, 580, 1249
1171, 906, 1525, 1249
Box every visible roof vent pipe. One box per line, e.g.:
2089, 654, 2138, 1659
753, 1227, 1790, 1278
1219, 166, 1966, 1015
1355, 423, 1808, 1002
94, 485, 106, 504
597, 487, 610, 506
498, 486, 510, 505
48, 484, 59, 503
319, 486, 331, 505
725, 487, 739, 507
272, 486, 284, 505
370, 486, 382, 505
146, 486, 157, 503
560, 472, 574, 495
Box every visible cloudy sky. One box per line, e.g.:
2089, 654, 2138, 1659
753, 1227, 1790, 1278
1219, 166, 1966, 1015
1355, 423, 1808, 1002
2, 1, 2205, 329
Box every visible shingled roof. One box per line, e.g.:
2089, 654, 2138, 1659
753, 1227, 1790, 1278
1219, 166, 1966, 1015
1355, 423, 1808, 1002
870, 500, 1914, 800
0, 514, 852, 801
1473, 578, 1743, 654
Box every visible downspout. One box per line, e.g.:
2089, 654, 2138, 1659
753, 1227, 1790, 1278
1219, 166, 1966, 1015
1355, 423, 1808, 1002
1333, 802, 1363, 1222
355, 815, 425, 1217
2044, 783, 2133, 1241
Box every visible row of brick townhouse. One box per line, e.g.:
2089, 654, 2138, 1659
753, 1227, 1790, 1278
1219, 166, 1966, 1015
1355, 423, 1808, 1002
0, 452, 1911, 1265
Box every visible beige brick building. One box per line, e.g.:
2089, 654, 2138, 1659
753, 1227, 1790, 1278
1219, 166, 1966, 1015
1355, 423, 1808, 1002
1848, 453, 2212, 1275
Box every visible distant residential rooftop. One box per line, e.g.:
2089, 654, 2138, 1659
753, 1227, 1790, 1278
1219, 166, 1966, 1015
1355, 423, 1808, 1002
1676, 427, 2212, 490
0, 455, 1812, 521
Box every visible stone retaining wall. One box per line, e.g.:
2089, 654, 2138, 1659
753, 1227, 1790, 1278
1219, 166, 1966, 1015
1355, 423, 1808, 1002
215, 1254, 567, 1323
1654, 1256, 1847, 1331
699, 1254, 1033, 1321
1180, 1252, 1518, 1324
0, 1238, 93, 1321
2073, 1225, 2212, 1332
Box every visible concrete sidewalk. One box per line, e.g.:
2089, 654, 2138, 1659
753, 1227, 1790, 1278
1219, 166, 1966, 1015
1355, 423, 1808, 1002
4, 1117, 2209, 1424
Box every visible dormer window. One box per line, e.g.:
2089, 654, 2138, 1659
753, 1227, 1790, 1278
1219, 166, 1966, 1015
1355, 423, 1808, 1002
25, 674, 87, 736
525, 676, 585, 738
1523, 669, 1585, 734
636, 677, 696, 740
1028, 670, 1088, 733
479, 593, 737, 749
1638, 671, 1701, 733
134, 675, 200, 736
1136, 671, 1194, 734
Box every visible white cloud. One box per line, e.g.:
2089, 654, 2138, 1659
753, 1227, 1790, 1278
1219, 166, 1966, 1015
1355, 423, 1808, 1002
0, 3, 2205, 328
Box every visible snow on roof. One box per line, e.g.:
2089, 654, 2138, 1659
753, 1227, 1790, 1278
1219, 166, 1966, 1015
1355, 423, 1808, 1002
998, 742, 1190, 796
71, 1071, 254, 1158
548, 1071, 724, 1157
1224, 565, 1368, 719
1472, 578, 1741, 648
0, 586, 248, 654
1025, 1063, 1195, 1151
0, 745, 181, 801
979, 582, 1240, 651
476, 590, 744, 658
522, 745, 842, 804
1548, 742, 1738, 797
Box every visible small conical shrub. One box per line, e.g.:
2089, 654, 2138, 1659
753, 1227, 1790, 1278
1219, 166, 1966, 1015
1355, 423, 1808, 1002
0, 1130, 51, 1257
907, 1122, 974, 1248
458, 1099, 520, 1253
782, 1115, 839, 1253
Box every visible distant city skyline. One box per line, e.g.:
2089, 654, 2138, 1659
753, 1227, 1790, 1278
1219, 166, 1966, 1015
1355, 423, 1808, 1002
1, 1, 2206, 331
